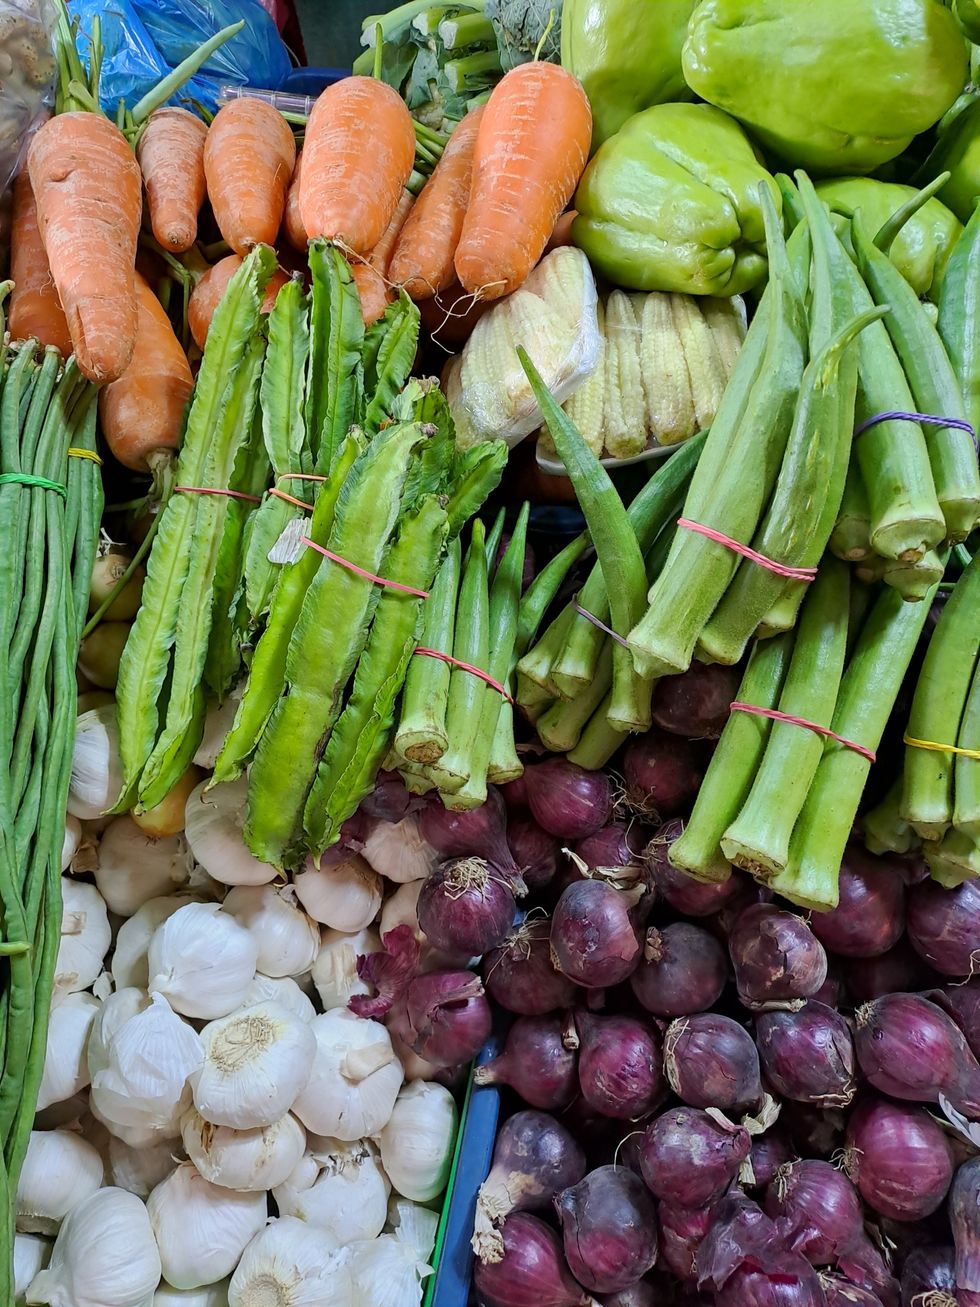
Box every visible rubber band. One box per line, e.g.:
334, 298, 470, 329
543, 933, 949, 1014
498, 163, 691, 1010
300, 536, 430, 597
0, 472, 67, 499
268, 487, 314, 511
413, 647, 514, 701
904, 733, 980, 761
66, 447, 102, 465
175, 485, 263, 504
677, 519, 819, 582
573, 599, 630, 649
730, 701, 877, 763
855, 410, 976, 440
278, 473, 328, 484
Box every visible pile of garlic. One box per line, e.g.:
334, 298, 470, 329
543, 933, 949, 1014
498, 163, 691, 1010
19, 708, 459, 1307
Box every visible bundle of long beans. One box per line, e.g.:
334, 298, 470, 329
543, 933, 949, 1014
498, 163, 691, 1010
0, 315, 101, 1297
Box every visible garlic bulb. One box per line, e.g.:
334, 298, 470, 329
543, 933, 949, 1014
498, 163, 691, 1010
228, 1217, 350, 1307
108, 1133, 182, 1198
390, 1031, 441, 1084
154, 1281, 231, 1306
347, 1204, 438, 1307
292, 1009, 403, 1141
191, 1000, 315, 1129
61, 816, 82, 872
222, 885, 320, 979
237, 974, 315, 1023
89, 1098, 181, 1151
87, 987, 148, 1080
273, 1137, 389, 1242
362, 813, 435, 883
14, 1233, 50, 1304
148, 902, 258, 1019
54, 877, 111, 995
112, 893, 200, 991
194, 684, 244, 770
181, 1108, 305, 1191
185, 779, 278, 887
16, 1130, 104, 1235
380, 879, 424, 944
37, 991, 100, 1110
68, 704, 123, 820
25, 1186, 162, 1307
147, 1162, 267, 1291
294, 852, 382, 932
95, 817, 189, 917
90, 992, 204, 1134
379, 1080, 457, 1202
311, 926, 381, 1011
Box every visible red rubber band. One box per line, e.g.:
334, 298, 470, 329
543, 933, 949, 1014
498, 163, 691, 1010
300, 536, 430, 597
677, 518, 819, 582
413, 648, 514, 702
729, 701, 876, 763
269, 487, 314, 511
278, 473, 328, 483
175, 485, 263, 504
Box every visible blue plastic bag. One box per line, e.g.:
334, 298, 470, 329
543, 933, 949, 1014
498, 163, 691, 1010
70, 0, 292, 115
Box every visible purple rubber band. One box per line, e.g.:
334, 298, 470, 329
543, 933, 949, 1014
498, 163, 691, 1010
573, 600, 631, 649
855, 410, 978, 456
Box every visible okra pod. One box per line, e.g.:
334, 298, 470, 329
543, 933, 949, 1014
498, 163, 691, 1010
484, 506, 506, 574
567, 694, 628, 771
829, 461, 873, 561
517, 590, 575, 698
953, 654, 980, 836
882, 549, 945, 602
515, 532, 589, 657
925, 826, 980, 887
938, 203, 980, 446
394, 538, 462, 763
537, 640, 614, 754
863, 777, 921, 856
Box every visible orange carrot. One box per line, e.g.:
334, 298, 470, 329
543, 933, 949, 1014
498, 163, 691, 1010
203, 98, 296, 256
8, 168, 71, 356
455, 64, 592, 301
282, 149, 307, 251
99, 272, 194, 472
27, 112, 142, 382
188, 253, 289, 351
136, 107, 209, 253
299, 76, 415, 254
352, 190, 415, 325
389, 105, 484, 301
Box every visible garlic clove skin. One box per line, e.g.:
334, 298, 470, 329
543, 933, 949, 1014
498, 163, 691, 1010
228, 1216, 350, 1307
147, 1162, 267, 1292
362, 813, 436, 883
235, 974, 316, 1023
193, 684, 244, 770
222, 884, 320, 979
377, 1080, 458, 1202
108, 1133, 184, 1198
111, 894, 202, 992
181, 1107, 306, 1191
153, 1280, 231, 1305
16, 1130, 104, 1236
36, 991, 100, 1111
185, 779, 278, 888
311, 926, 381, 1011
191, 1001, 316, 1130
26, 1186, 162, 1307
293, 852, 383, 932
68, 704, 124, 821
95, 817, 190, 917
61, 816, 82, 872
55, 878, 111, 996
379, 879, 424, 945
87, 987, 148, 1081
148, 902, 258, 1020
292, 1009, 404, 1142
14, 1233, 51, 1304
272, 1137, 389, 1243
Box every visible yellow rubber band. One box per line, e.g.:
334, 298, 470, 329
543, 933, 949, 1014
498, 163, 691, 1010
66, 447, 102, 465
904, 733, 980, 761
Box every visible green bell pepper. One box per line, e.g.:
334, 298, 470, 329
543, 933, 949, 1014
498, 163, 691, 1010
920, 97, 980, 223
572, 102, 780, 296
953, 0, 980, 42
682, 0, 968, 175
560, 0, 697, 151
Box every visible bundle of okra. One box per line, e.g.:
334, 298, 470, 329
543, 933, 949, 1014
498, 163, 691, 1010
0, 323, 101, 1297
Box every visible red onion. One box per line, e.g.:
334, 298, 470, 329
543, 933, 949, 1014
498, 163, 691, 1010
348, 925, 421, 1018
651, 661, 739, 739
419, 786, 519, 872
576, 822, 646, 872
417, 857, 518, 957
472, 1110, 587, 1263
500, 774, 530, 811
781, 1102, 846, 1160
907, 878, 980, 977
645, 821, 747, 915
473, 1015, 578, 1110
524, 758, 613, 840
361, 770, 418, 822
630, 922, 727, 1018
508, 817, 562, 889
575, 1011, 665, 1120
818, 1274, 885, 1306
596, 1284, 658, 1307
808, 844, 906, 958
658, 1202, 715, 1284
473, 1212, 599, 1307
664, 1013, 763, 1113
754, 1002, 856, 1107
728, 904, 828, 1009
337, 808, 371, 851
745, 1132, 794, 1189
845, 1098, 954, 1222
403, 969, 492, 1066
550, 879, 642, 988
854, 992, 980, 1117
483, 919, 577, 1016
623, 730, 703, 819
555, 1166, 659, 1293
721, 1254, 830, 1307
899, 1246, 957, 1306
951, 1157, 980, 1301
812, 963, 845, 1008
843, 940, 936, 1003
638, 1106, 749, 1207
931, 978, 980, 1058
696, 1193, 784, 1292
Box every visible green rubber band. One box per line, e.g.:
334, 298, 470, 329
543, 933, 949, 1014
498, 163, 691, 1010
0, 473, 67, 499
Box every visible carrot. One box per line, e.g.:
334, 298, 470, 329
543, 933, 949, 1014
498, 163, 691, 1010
299, 76, 415, 254
99, 272, 194, 472
282, 149, 307, 251
388, 105, 484, 301
352, 190, 415, 325
136, 107, 209, 253
8, 169, 71, 356
188, 253, 288, 351
203, 98, 296, 256
27, 111, 143, 383
455, 64, 592, 301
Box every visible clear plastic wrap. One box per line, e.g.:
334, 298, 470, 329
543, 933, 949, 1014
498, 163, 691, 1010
0, 0, 56, 274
